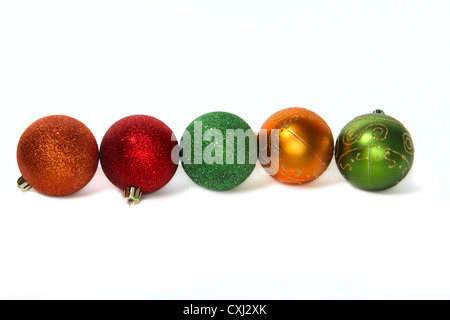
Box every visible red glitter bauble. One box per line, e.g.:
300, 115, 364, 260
100, 115, 178, 201
17, 115, 99, 196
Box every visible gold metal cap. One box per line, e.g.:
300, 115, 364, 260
124, 187, 142, 206
17, 176, 32, 192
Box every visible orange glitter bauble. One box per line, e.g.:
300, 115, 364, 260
17, 115, 99, 196
258, 107, 334, 184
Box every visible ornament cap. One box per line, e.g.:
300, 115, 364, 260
373, 109, 385, 114
124, 187, 142, 206
17, 176, 32, 192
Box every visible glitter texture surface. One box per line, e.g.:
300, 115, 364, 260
16, 115, 99, 196
100, 115, 178, 194
181, 111, 256, 191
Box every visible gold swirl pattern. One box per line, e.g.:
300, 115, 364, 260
356, 152, 367, 161
272, 112, 300, 131
383, 151, 396, 168
397, 167, 409, 184
281, 163, 301, 177
278, 162, 319, 183
272, 110, 331, 133
268, 109, 289, 122
403, 132, 414, 155
342, 126, 360, 145
281, 115, 299, 131
346, 115, 403, 127
309, 114, 327, 128
337, 145, 410, 174
342, 123, 389, 145
339, 162, 352, 171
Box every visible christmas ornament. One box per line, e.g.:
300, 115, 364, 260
335, 110, 414, 191
258, 107, 334, 184
16, 115, 99, 196
181, 111, 257, 191
335, 110, 414, 190
100, 115, 178, 205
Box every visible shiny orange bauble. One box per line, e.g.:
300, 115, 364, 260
17, 115, 99, 196
258, 107, 334, 184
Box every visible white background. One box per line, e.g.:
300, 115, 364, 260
0, 0, 449, 299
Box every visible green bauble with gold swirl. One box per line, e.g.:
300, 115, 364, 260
335, 110, 414, 191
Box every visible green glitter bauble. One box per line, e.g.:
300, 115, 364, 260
181, 111, 257, 191
335, 110, 415, 191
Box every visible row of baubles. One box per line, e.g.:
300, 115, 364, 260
17, 108, 414, 205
